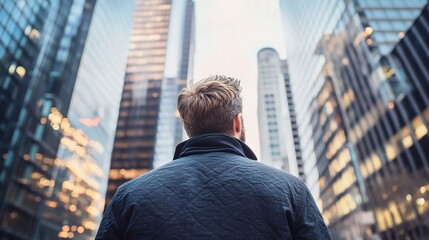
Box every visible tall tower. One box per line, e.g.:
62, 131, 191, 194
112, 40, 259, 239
0, 1, 83, 238
280, 0, 428, 239
154, 0, 195, 168
257, 48, 298, 176
107, 0, 195, 206
0, 0, 134, 239
54, 0, 135, 238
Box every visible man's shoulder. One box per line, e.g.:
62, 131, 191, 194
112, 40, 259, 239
118, 155, 306, 196
203, 153, 308, 192
117, 160, 183, 192
250, 159, 306, 187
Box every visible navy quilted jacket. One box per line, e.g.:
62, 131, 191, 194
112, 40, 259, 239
96, 133, 330, 239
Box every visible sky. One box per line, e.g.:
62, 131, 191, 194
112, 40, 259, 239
193, 0, 286, 158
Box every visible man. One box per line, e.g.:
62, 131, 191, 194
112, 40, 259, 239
96, 76, 331, 239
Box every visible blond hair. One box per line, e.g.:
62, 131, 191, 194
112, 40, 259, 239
177, 75, 242, 137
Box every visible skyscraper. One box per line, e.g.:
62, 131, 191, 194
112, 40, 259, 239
53, 0, 134, 238
154, 0, 195, 168
309, 76, 371, 239
257, 48, 298, 175
107, 0, 195, 206
0, 0, 134, 238
280, 0, 428, 239
0, 1, 79, 238
279, 0, 346, 202
368, 4, 429, 238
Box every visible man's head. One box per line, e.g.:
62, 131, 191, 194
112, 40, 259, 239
177, 75, 245, 141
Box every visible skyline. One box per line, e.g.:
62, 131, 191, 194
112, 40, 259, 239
1, 0, 428, 239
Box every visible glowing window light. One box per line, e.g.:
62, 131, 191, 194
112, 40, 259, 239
406, 194, 412, 201
86, 206, 99, 217
16, 66, 26, 77
372, 153, 382, 172
62, 225, 70, 232
49, 113, 62, 124
385, 144, 396, 161
83, 221, 98, 230
402, 135, 413, 149
416, 198, 426, 206
62, 181, 74, 191
375, 210, 387, 231
29, 28, 41, 39
364, 27, 374, 35
415, 125, 427, 140
69, 204, 77, 212
58, 231, 68, 238
77, 226, 84, 234
388, 202, 402, 225
46, 201, 57, 208
8, 64, 16, 74
75, 146, 86, 157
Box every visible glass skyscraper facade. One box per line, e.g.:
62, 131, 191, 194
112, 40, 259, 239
107, 0, 195, 206
0, 0, 134, 239
280, 0, 428, 239
0, 1, 81, 238
309, 77, 371, 238
370, 4, 429, 238
53, 0, 134, 238
257, 48, 298, 175
280, 0, 346, 201
107, 0, 172, 206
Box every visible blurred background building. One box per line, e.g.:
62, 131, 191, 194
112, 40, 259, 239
257, 48, 298, 176
0, 0, 134, 239
106, 0, 194, 206
280, 0, 429, 239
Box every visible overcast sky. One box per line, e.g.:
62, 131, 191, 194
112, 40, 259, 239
193, 0, 286, 158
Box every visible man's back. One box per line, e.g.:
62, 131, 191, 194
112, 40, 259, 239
96, 134, 330, 239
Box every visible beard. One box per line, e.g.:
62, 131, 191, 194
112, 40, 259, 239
240, 116, 246, 142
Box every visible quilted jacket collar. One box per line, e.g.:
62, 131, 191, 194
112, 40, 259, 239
173, 133, 258, 160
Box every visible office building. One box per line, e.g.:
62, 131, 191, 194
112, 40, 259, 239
369, 4, 429, 238
107, 0, 195, 205
0, 0, 134, 239
279, 0, 346, 202
0, 1, 77, 238
257, 48, 298, 175
280, 0, 428, 239
154, 0, 195, 168
53, 0, 134, 238
309, 77, 371, 239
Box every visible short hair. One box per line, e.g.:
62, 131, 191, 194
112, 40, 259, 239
177, 75, 242, 137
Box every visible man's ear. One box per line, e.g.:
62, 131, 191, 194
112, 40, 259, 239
233, 113, 242, 138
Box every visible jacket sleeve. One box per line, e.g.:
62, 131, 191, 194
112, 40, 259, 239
293, 181, 331, 240
95, 187, 127, 240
